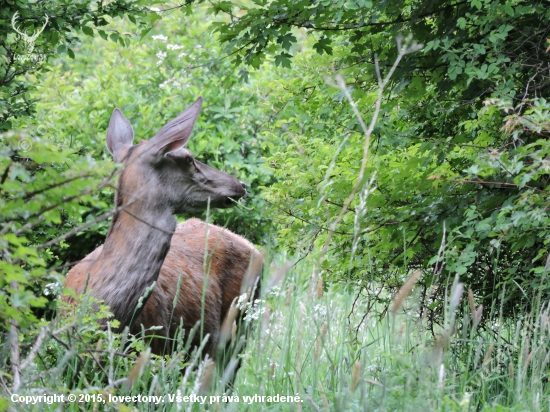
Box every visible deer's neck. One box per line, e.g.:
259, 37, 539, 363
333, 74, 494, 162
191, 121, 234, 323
90, 204, 176, 330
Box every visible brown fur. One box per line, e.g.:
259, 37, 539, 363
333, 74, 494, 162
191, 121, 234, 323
64, 218, 261, 356
62, 98, 262, 359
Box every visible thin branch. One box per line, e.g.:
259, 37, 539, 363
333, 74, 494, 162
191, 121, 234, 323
22, 173, 92, 200
34, 206, 126, 252
2, 169, 119, 236
10, 281, 21, 393
430, 176, 546, 193
0, 162, 11, 186
20, 327, 48, 371
272, 1, 468, 32
267, 199, 398, 236
321, 36, 421, 258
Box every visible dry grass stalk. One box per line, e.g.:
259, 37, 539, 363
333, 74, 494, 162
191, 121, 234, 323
286, 283, 294, 306
79, 370, 91, 387
318, 382, 330, 411
390, 270, 422, 313
509, 361, 515, 378
468, 289, 483, 327
316, 275, 324, 299
468, 289, 476, 316
266, 261, 292, 291
397, 322, 406, 339
305, 396, 321, 412
438, 364, 445, 389
474, 304, 483, 327
524, 350, 534, 370
125, 348, 150, 389
261, 305, 271, 335
539, 303, 550, 331
449, 276, 464, 314
364, 378, 383, 387
295, 302, 305, 412
219, 302, 240, 344
315, 323, 328, 360
350, 361, 361, 393
231, 321, 237, 341
199, 358, 216, 394
94, 338, 103, 365
430, 331, 451, 366
483, 344, 494, 366
243, 250, 265, 290
20, 326, 48, 372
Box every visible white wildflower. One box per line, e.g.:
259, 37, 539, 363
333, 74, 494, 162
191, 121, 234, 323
152, 35, 168, 42
236, 292, 249, 310
159, 78, 176, 89
268, 286, 282, 297
156, 51, 167, 66
44, 282, 61, 297
243, 299, 266, 322
314, 304, 327, 319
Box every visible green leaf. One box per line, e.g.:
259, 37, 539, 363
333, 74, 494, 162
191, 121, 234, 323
278, 33, 297, 50
48, 30, 59, 46
313, 37, 333, 55
274, 52, 292, 68
98, 30, 108, 40
504, 3, 514, 16
82, 26, 94, 37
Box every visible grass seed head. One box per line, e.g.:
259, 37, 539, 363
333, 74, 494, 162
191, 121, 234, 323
483, 344, 495, 366
468, 289, 476, 316
474, 304, 483, 327
125, 348, 150, 390
391, 270, 422, 313
315, 323, 328, 359
350, 361, 361, 393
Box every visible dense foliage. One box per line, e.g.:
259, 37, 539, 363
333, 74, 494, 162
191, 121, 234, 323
0, 0, 150, 131
203, 0, 550, 318
1, 6, 272, 334
1, 0, 550, 410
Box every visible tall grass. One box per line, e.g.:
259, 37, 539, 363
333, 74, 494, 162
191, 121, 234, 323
4, 28, 549, 412
8, 255, 550, 411
230, 261, 550, 411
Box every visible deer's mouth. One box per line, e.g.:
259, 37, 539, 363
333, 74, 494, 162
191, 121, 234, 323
223, 196, 237, 207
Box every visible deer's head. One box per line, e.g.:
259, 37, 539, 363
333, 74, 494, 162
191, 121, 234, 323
106, 97, 246, 215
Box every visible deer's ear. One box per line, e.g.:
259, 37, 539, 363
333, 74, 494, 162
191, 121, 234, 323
106, 108, 134, 163
149, 97, 203, 156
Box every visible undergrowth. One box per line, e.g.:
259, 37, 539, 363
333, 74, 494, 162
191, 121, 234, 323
3, 258, 550, 411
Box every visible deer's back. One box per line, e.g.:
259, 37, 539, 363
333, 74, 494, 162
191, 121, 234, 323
64, 218, 262, 354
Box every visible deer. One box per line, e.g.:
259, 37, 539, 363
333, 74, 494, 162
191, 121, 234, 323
63, 97, 262, 362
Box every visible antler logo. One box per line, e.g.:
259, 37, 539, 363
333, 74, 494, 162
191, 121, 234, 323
11, 11, 49, 55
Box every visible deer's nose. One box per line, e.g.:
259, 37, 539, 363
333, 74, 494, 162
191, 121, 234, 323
240, 181, 246, 189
